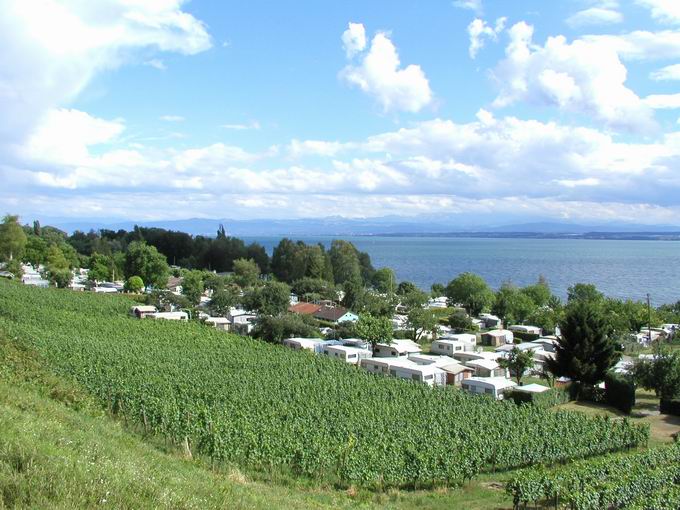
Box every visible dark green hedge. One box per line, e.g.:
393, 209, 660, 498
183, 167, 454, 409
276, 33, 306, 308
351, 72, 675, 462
507, 386, 570, 408
604, 372, 636, 415
661, 399, 680, 416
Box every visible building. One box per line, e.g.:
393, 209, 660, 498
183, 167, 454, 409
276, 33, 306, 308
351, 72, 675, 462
461, 377, 517, 400
313, 305, 359, 324
373, 339, 422, 358
529, 337, 559, 352
465, 358, 507, 378
130, 305, 158, 319
481, 329, 514, 347
205, 317, 232, 331
495, 342, 542, 354
321, 345, 372, 364
148, 311, 188, 321
509, 325, 542, 337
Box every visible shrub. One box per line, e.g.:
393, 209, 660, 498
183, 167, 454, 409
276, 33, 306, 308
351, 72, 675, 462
604, 372, 636, 414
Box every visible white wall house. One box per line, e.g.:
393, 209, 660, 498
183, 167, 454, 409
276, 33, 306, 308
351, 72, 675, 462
130, 305, 157, 318
461, 377, 517, 400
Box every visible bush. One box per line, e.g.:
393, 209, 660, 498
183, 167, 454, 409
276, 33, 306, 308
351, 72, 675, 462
661, 399, 680, 416
507, 387, 570, 408
604, 372, 636, 414
512, 331, 541, 342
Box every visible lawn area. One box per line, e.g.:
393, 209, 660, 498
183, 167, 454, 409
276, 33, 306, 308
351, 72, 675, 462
555, 389, 680, 446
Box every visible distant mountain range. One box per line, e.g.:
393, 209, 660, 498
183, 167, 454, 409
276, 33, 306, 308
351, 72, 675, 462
41, 216, 680, 239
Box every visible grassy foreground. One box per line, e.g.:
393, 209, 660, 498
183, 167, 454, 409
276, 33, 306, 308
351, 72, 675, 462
0, 331, 509, 509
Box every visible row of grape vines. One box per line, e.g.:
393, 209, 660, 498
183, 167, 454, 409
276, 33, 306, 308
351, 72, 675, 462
506, 443, 680, 509
0, 281, 649, 488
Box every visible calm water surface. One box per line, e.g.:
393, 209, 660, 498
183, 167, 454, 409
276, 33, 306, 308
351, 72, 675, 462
243, 236, 680, 305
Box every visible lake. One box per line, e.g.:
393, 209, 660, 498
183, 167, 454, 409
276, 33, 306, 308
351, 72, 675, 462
242, 236, 680, 305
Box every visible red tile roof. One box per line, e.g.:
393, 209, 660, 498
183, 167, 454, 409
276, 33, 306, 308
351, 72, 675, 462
288, 302, 322, 315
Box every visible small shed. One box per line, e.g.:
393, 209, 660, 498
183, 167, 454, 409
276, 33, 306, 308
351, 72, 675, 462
481, 329, 514, 347
205, 317, 232, 331
130, 305, 158, 319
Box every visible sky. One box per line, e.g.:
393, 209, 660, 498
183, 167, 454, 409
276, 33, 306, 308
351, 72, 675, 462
2, 0, 680, 226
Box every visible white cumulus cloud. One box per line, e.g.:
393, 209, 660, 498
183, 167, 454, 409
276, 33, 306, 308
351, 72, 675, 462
492, 22, 655, 131
468, 17, 506, 58
341, 28, 433, 113
341, 22, 367, 58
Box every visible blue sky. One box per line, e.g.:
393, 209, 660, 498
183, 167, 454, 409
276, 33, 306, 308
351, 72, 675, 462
2, 0, 680, 225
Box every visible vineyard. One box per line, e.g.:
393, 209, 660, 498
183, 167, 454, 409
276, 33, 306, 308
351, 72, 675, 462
0, 281, 649, 488
506, 443, 680, 509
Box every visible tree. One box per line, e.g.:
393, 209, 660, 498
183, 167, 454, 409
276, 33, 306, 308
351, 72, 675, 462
231, 258, 260, 288
406, 307, 438, 342
208, 286, 239, 317
329, 240, 362, 285
203, 273, 225, 294
499, 347, 534, 385
125, 276, 144, 293
88, 252, 114, 282
546, 302, 621, 392
526, 307, 559, 335
243, 281, 291, 316
431, 283, 446, 297
521, 277, 552, 307
23, 235, 48, 267
291, 277, 336, 302
0, 214, 27, 261
372, 267, 396, 294
446, 272, 494, 316
124, 241, 169, 290
252, 313, 321, 343
633, 349, 680, 402
401, 288, 429, 311
356, 313, 393, 350
493, 282, 538, 327
181, 270, 205, 306
45, 244, 71, 288
567, 283, 604, 304
448, 310, 476, 332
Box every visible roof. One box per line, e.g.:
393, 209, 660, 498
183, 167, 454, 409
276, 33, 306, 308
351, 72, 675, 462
323, 345, 370, 355
132, 305, 157, 313
440, 333, 477, 342
313, 305, 352, 321
513, 383, 550, 394
166, 276, 183, 289
466, 359, 500, 370
285, 337, 322, 348
440, 363, 475, 375
484, 329, 512, 337
205, 317, 231, 325
408, 354, 456, 366
465, 377, 517, 389
288, 302, 322, 315
376, 339, 421, 354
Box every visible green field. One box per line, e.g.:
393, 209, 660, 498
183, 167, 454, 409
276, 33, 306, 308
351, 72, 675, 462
0, 281, 658, 508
